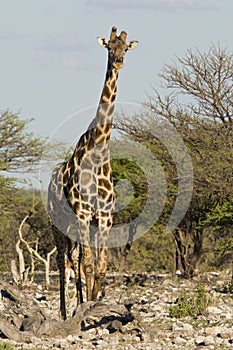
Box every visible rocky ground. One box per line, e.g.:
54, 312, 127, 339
0, 271, 233, 350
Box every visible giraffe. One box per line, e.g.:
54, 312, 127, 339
48, 26, 138, 319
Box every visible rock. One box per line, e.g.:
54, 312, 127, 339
195, 335, 205, 345
1, 271, 233, 349
107, 319, 123, 333
174, 336, 187, 345
80, 328, 96, 341
97, 328, 109, 336
93, 338, 106, 347
133, 335, 141, 342
186, 338, 195, 347
219, 328, 233, 339
207, 306, 222, 314
66, 334, 74, 342
183, 323, 194, 332
20, 315, 43, 333
204, 335, 215, 345
222, 339, 233, 348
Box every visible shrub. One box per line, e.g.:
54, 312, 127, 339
169, 284, 212, 318
0, 342, 16, 350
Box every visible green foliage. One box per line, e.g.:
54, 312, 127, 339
203, 200, 233, 229
169, 284, 212, 318
0, 44, 232, 281
202, 200, 233, 268
214, 281, 233, 294
0, 187, 55, 274
115, 44, 233, 276
0, 110, 66, 274
111, 156, 147, 224
125, 226, 174, 272
213, 237, 233, 267
0, 110, 47, 173
0, 342, 16, 350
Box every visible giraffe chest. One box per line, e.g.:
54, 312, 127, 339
68, 159, 114, 214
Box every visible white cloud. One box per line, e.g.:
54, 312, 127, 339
38, 37, 86, 55
37, 54, 81, 69
34, 36, 91, 70
35, 50, 90, 70
87, 0, 213, 10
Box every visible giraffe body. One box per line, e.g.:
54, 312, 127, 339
48, 27, 138, 319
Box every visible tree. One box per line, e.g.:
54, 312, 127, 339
108, 138, 167, 271
109, 152, 147, 271
14, 209, 56, 288
159, 44, 233, 124
0, 110, 65, 278
0, 110, 49, 173
203, 199, 233, 272
0, 187, 56, 277
115, 44, 233, 277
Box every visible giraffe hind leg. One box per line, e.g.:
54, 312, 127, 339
70, 243, 84, 307
71, 244, 85, 316
56, 245, 67, 319
77, 244, 84, 304
53, 225, 67, 320
67, 241, 86, 317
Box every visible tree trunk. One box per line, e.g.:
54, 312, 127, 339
10, 260, 20, 285
174, 227, 203, 278
118, 223, 137, 271
15, 238, 26, 281
45, 247, 56, 289
17, 213, 56, 288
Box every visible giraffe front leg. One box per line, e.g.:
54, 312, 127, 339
82, 244, 94, 301
78, 216, 94, 302
92, 244, 108, 301
92, 214, 111, 301
77, 212, 94, 301
70, 242, 84, 307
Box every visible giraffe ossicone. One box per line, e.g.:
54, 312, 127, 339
47, 26, 138, 319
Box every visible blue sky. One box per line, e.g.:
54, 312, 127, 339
1, 0, 233, 140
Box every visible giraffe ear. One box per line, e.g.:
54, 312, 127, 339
126, 40, 138, 51
97, 37, 109, 48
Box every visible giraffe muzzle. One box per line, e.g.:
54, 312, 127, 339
113, 57, 124, 69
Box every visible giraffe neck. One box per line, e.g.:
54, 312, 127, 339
89, 64, 119, 143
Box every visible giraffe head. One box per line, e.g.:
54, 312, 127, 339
97, 26, 138, 70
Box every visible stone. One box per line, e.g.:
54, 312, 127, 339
219, 328, 233, 339
186, 338, 195, 347
107, 320, 123, 333
1, 271, 233, 350
20, 315, 42, 333
225, 313, 232, 320
97, 328, 109, 336
80, 329, 96, 341
203, 335, 215, 346
207, 306, 222, 314
195, 335, 205, 345
183, 323, 194, 332
66, 335, 74, 342
222, 339, 233, 348
174, 336, 187, 344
